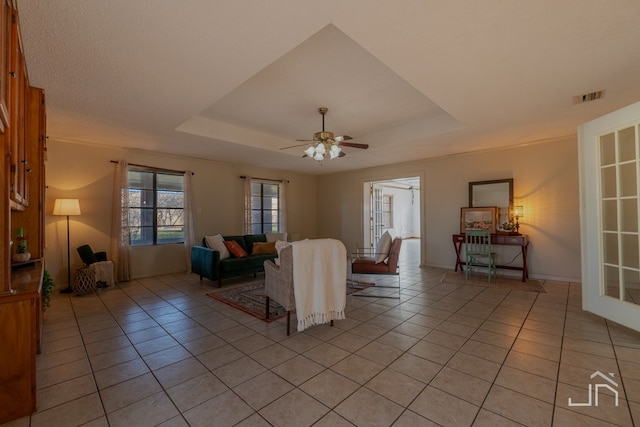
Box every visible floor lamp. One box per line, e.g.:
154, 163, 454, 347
53, 199, 82, 294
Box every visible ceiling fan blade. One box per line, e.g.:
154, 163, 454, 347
281, 142, 312, 150
335, 135, 353, 142
338, 141, 369, 149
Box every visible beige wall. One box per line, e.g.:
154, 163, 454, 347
45, 139, 318, 285
316, 137, 581, 281
45, 135, 581, 286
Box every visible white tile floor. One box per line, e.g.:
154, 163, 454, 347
4, 239, 640, 426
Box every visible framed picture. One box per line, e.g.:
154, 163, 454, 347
460, 207, 498, 234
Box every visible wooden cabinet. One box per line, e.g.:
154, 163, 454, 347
0, 2, 46, 424
0, 274, 39, 424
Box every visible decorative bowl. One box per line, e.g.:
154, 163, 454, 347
13, 252, 31, 263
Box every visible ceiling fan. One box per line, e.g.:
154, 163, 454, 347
281, 107, 369, 161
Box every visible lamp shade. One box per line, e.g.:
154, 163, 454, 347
304, 146, 316, 157
513, 205, 524, 217
53, 199, 81, 216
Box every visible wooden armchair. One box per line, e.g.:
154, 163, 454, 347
351, 237, 402, 298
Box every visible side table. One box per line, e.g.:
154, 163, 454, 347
73, 267, 96, 295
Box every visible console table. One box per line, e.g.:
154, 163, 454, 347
452, 234, 529, 282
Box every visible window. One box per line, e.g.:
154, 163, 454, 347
127, 169, 184, 246
250, 181, 281, 234
383, 194, 393, 228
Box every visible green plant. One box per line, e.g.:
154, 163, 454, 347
42, 270, 55, 309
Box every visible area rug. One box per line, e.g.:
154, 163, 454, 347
440, 271, 546, 293
207, 280, 375, 322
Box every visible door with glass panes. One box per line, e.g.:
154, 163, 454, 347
579, 101, 640, 332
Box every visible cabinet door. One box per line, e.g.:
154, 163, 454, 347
7, 3, 27, 207
12, 87, 45, 259
0, 0, 10, 131
0, 132, 7, 292
0, 296, 37, 424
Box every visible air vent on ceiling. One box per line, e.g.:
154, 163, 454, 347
573, 90, 605, 104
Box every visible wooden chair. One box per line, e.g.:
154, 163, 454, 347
464, 230, 496, 282
351, 237, 402, 298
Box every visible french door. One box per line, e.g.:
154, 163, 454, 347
579, 101, 640, 332
370, 183, 384, 247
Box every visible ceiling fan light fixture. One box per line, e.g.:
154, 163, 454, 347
299, 107, 361, 161
306, 140, 342, 161
304, 146, 316, 157
329, 144, 342, 159
314, 131, 334, 141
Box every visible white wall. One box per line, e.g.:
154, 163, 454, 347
381, 184, 420, 238
45, 139, 318, 285
317, 137, 581, 282
46, 135, 581, 285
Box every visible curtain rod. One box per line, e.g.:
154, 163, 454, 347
240, 176, 289, 183
110, 160, 194, 175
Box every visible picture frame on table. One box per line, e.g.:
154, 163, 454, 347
460, 207, 498, 234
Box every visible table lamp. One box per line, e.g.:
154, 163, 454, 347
513, 205, 524, 234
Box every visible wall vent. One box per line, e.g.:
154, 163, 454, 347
573, 90, 605, 104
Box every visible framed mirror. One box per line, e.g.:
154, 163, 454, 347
469, 178, 513, 210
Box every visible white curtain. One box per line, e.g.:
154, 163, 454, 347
184, 171, 195, 272
110, 160, 131, 281
280, 180, 288, 233
243, 177, 253, 234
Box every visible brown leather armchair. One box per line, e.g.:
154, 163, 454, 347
351, 237, 402, 298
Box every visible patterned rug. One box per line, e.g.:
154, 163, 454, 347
207, 280, 374, 322
441, 270, 546, 293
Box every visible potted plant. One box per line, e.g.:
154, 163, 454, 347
42, 270, 55, 310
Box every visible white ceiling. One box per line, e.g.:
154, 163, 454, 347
17, 1, 640, 175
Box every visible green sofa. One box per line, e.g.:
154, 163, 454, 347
191, 234, 278, 287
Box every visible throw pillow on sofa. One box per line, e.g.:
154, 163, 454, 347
205, 234, 230, 260
224, 240, 248, 258
266, 232, 288, 242
375, 231, 392, 263
252, 241, 277, 255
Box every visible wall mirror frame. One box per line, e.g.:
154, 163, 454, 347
468, 178, 513, 210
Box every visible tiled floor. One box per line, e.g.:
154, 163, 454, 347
4, 239, 640, 426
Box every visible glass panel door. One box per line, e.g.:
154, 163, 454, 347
600, 126, 640, 303
580, 101, 640, 332
372, 184, 384, 246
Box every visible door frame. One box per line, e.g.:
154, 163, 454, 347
361, 175, 424, 264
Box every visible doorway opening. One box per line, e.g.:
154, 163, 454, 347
363, 177, 421, 266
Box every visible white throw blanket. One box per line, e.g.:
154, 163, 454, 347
90, 261, 115, 287
292, 239, 347, 332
